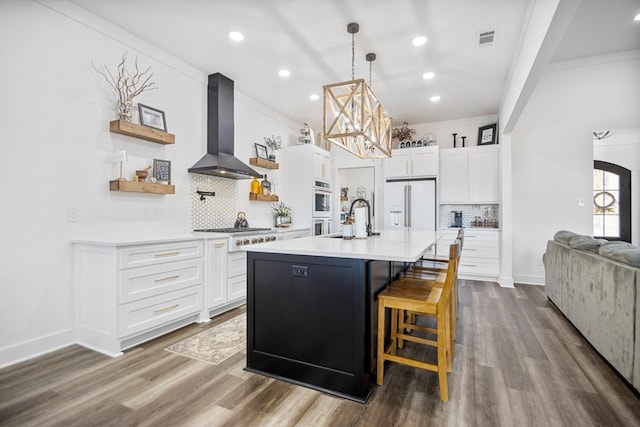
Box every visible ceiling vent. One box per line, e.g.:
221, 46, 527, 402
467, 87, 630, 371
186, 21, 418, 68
478, 30, 496, 47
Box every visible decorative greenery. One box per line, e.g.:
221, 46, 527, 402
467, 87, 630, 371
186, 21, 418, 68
264, 135, 283, 153
272, 202, 292, 217
392, 121, 416, 141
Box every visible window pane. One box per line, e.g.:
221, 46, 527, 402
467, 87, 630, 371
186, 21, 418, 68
603, 215, 620, 237
603, 171, 619, 190
593, 215, 604, 237
607, 191, 619, 214
593, 169, 603, 191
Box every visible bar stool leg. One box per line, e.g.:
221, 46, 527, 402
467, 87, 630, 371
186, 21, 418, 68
376, 302, 386, 385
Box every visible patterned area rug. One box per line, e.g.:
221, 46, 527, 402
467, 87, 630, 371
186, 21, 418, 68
165, 314, 246, 365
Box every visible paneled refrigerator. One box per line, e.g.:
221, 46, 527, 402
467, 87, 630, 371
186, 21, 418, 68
384, 178, 436, 230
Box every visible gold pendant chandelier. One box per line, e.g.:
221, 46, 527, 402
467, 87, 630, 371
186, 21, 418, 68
323, 23, 393, 159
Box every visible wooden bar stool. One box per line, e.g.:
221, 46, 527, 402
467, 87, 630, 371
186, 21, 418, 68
376, 242, 460, 402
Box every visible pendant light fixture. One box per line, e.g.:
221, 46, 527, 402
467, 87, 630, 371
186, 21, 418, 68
322, 23, 393, 159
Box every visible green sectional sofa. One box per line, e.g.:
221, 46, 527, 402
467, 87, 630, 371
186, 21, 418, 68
543, 230, 640, 393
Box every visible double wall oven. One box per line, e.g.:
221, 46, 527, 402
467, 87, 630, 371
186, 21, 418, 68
313, 180, 332, 235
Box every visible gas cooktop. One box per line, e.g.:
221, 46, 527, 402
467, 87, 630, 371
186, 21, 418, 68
193, 227, 272, 233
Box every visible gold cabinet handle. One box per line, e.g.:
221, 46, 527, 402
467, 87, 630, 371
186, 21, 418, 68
154, 303, 179, 313
155, 274, 180, 283
154, 251, 180, 257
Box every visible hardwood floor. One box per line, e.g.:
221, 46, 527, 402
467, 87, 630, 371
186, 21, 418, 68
2, 281, 639, 426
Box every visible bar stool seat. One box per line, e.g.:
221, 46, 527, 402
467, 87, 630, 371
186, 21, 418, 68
376, 242, 460, 402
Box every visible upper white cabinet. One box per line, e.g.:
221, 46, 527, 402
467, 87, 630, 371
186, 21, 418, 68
440, 145, 499, 204
313, 150, 331, 180
384, 146, 439, 178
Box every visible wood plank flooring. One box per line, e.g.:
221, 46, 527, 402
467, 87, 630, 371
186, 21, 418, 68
2, 281, 639, 426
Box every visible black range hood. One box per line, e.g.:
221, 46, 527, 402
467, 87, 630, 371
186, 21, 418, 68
189, 73, 261, 179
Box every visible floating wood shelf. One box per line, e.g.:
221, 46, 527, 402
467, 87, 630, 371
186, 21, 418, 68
109, 180, 175, 194
249, 193, 279, 201
110, 120, 175, 145
249, 157, 279, 169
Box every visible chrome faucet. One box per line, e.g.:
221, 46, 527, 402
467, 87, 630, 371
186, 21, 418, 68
348, 198, 372, 236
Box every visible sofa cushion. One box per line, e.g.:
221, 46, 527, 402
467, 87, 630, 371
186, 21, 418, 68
599, 241, 640, 267
568, 235, 609, 253
600, 247, 640, 268
554, 230, 578, 244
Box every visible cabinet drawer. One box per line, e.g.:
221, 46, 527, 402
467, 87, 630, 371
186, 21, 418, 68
459, 257, 499, 276
119, 241, 203, 269
228, 251, 247, 277
120, 259, 203, 303
119, 286, 203, 337
462, 241, 499, 258
464, 230, 499, 241
227, 274, 247, 303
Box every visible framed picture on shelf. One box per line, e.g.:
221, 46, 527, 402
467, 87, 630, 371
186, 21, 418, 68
254, 143, 268, 159
478, 123, 497, 145
153, 159, 171, 184
138, 104, 167, 132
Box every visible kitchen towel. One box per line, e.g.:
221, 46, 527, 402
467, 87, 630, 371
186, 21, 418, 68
354, 206, 367, 238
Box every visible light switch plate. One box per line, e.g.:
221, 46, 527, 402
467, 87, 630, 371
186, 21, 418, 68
67, 207, 79, 222
577, 197, 585, 207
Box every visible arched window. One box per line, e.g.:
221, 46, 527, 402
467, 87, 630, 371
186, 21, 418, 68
593, 160, 631, 242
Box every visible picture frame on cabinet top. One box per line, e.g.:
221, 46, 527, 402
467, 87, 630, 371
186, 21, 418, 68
478, 123, 497, 145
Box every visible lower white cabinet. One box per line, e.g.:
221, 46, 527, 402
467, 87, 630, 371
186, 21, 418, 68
437, 228, 499, 279
74, 239, 205, 356
204, 239, 247, 318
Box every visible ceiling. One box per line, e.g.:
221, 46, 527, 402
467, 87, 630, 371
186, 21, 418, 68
69, 0, 640, 130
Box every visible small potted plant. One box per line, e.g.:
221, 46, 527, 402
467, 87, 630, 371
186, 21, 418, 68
272, 202, 292, 227
264, 135, 283, 162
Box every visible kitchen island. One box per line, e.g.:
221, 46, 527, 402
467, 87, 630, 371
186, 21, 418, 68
243, 229, 439, 402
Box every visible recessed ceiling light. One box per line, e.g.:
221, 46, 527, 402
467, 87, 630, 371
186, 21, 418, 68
634, 13, 640, 21
412, 36, 428, 46
430, 95, 441, 102
309, 94, 319, 101
278, 69, 290, 77
422, 72, 435, 80
228, 31, 244, 41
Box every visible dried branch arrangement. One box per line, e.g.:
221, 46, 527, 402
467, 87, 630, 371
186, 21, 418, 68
92, 52, 157, 121
392, 121, 416, 142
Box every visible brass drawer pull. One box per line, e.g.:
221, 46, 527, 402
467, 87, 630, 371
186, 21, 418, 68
154, 303, 179, 313
155, 275, 180, 283
154, 251, 180, 257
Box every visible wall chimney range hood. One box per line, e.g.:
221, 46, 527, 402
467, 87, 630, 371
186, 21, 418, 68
189, 73, 261, 180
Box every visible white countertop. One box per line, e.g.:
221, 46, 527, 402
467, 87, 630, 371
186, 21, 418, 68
72, 226, 312, 247
242, 229, 441, 262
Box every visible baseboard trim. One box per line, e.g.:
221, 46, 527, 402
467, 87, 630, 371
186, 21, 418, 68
0, 328, 76, 368
498, 275, 515, 288
513, 274, 545, 285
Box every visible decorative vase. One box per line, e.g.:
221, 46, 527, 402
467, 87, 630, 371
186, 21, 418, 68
268, 154, 276, 162
117, 99, 132, 121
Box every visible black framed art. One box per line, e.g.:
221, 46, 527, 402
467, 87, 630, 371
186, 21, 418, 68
138, 104, 167, 132
254, 143, 268, 159
478, 123, 497, 145
153, 159, 171, 184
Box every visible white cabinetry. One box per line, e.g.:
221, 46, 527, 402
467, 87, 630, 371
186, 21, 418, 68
440, 145, 498, 204
281, 144, 333, 228
75, 239, 204, 356
313, 150, 331, 180
437, 228, 499, 279
204, 239, 248, 318
384, 147, 439, 178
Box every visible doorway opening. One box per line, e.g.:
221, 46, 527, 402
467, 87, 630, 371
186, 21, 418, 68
593, 160, 631, 242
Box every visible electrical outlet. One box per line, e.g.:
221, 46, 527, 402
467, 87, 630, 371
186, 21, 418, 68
577, 197, 585, 207
536, 258, 543, 267
66, 207, 79, 222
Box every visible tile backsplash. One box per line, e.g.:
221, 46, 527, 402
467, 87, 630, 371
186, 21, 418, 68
190, 173, 237, 230
439, 204, 499, 229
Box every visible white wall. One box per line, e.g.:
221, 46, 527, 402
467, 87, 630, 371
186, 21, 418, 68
593, 128, 640, 246
0, 0, 296, 367
510, 51, 640, 285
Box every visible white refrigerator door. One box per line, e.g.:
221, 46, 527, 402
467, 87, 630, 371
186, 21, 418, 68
384, 181, 407, 229
406, 180, 436, 230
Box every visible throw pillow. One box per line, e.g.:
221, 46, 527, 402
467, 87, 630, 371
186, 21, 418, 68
568, 235, 608, 253
554, 230, 578, 244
